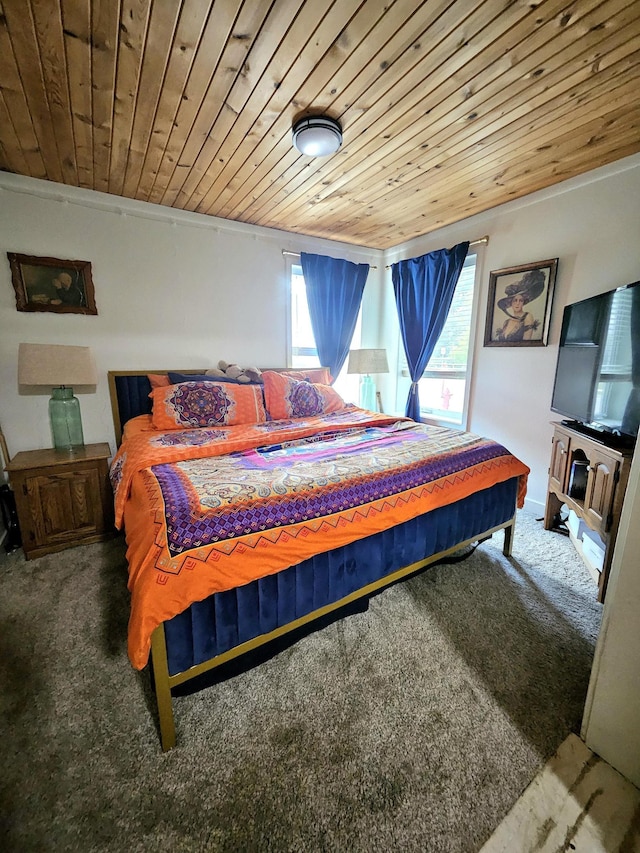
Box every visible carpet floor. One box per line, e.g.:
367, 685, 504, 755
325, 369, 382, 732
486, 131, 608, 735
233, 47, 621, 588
0, 509, 602, 852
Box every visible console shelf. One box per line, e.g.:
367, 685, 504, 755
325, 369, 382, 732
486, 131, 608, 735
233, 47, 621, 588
544, 422, 633, 602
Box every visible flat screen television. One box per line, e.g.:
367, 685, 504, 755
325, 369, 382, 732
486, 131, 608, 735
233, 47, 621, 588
550, 279, 640, 449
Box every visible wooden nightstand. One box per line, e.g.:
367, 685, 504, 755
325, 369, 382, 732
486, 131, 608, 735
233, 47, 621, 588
544, 422, 633, 602
5, 442, 115, 560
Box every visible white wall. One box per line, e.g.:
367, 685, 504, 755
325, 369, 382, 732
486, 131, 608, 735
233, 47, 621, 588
0, 173, 382, 459
582, 448, 640, 787
381, 153, 640, 511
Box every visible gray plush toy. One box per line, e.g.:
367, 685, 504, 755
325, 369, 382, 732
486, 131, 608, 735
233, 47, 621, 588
206, 360, 263, 384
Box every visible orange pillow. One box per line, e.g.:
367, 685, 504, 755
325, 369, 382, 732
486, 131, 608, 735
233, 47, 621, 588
273, 367, 333, 385
147, 373, 171, 389
262, 371, 346, 420
151, 381, 266, 429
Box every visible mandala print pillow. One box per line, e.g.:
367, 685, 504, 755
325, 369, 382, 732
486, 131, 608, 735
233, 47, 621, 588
262, 371, 346, 420
151, 381, 266, 429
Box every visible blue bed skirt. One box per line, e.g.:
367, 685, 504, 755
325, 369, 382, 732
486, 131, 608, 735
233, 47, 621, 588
163, 477, 517, 676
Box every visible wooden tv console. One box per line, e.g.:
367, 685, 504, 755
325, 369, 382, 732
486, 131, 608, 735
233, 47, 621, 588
544, 421, 634, 602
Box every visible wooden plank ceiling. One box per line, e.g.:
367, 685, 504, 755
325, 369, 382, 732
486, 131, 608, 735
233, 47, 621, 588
0, 0, 638, 250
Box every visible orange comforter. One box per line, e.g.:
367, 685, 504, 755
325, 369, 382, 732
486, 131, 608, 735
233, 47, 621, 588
111, 410, 529, 669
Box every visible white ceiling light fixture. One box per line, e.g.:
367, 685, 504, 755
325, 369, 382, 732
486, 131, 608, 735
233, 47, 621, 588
292, 115, 342, 157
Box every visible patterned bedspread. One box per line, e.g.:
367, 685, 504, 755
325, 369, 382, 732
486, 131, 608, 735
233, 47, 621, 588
111, 410, 529, 669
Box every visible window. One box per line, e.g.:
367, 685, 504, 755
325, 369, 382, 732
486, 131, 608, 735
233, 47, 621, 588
399, 253, 478, 428
288, 261, 361, 403
594, 286, 633, 426
290, 264, 319, 368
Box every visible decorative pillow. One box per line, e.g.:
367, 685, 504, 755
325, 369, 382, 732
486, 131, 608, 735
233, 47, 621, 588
274, 367, 333, 385
262, 371, 346, 420
151, 381, 267, 429
147, 373, 172, 389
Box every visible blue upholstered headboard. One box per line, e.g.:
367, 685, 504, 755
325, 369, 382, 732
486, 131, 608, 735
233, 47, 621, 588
108, 370, 208, 446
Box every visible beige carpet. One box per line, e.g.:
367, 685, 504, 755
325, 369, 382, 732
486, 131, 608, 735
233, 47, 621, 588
0, 509, 602, 852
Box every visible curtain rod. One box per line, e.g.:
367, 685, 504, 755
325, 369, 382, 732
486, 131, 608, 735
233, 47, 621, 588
282, 250, 378, 269
282, 235, 488, 270
384, 236, 489, 269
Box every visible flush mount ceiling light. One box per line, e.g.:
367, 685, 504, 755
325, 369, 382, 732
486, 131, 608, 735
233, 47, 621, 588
292, 115, 342, 157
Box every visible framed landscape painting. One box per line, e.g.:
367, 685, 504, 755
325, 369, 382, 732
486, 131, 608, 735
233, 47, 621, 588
8, 253, 97, 315
484, 258, 557, 347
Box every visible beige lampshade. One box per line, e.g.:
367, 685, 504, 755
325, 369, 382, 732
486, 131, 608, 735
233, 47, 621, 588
347, 348, 389, 375
18, 343, 97, 387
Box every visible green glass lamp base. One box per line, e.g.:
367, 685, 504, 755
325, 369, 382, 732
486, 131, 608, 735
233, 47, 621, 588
49, 387, 85, 450
359, 374, 376, 411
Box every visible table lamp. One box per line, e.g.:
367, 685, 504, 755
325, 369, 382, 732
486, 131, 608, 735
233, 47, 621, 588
18, 343, 97, 451
347, 348, 389, 411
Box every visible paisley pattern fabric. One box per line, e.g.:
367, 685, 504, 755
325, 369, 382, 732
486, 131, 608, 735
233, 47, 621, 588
157, 423, 514, 556
150, 381, 266, 430
112, 409, 529, 669
113, 408, 394, 527
152, 428, 230, 447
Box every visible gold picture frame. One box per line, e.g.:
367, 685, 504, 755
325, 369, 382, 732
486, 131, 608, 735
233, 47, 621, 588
8, 253, 97, 315
484, 258, 557, 347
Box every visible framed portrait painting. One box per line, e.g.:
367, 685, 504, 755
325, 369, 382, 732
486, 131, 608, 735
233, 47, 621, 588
8, 253, 97, 315
484, 258, 557, 347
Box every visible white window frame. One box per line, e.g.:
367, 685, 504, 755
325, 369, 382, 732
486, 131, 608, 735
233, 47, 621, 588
284, 254, 296, 366
289, 260, 320, 364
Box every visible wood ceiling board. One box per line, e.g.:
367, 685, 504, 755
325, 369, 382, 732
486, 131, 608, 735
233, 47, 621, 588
249, 0, 631, 230
301, 43, 640, 235
187, 0, 398, 216
143, 0, 259, 205
0, 0, 639, 249
217, 0, 520, 225
90, 0, 120, 194
107, 0, 153, 197
61, 0, 94, 188
161, 0, 341, 210
1, 1, 65, 183
119, 0, 183, 197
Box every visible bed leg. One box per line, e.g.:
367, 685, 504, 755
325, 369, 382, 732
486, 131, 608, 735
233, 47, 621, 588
150, 624, 176, 751
503, 517, 515, 557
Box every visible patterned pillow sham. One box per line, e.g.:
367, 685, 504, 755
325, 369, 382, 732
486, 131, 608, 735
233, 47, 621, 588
273, 367, 333, 385
151, 381, 267, 429
262, 371, 346, 420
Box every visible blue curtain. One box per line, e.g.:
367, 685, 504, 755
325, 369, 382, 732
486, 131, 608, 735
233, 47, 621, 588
392, 242, 469, 420
300, 252, 369, 380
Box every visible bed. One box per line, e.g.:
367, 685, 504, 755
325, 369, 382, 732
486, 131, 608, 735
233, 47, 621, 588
108, 368, 529, 750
